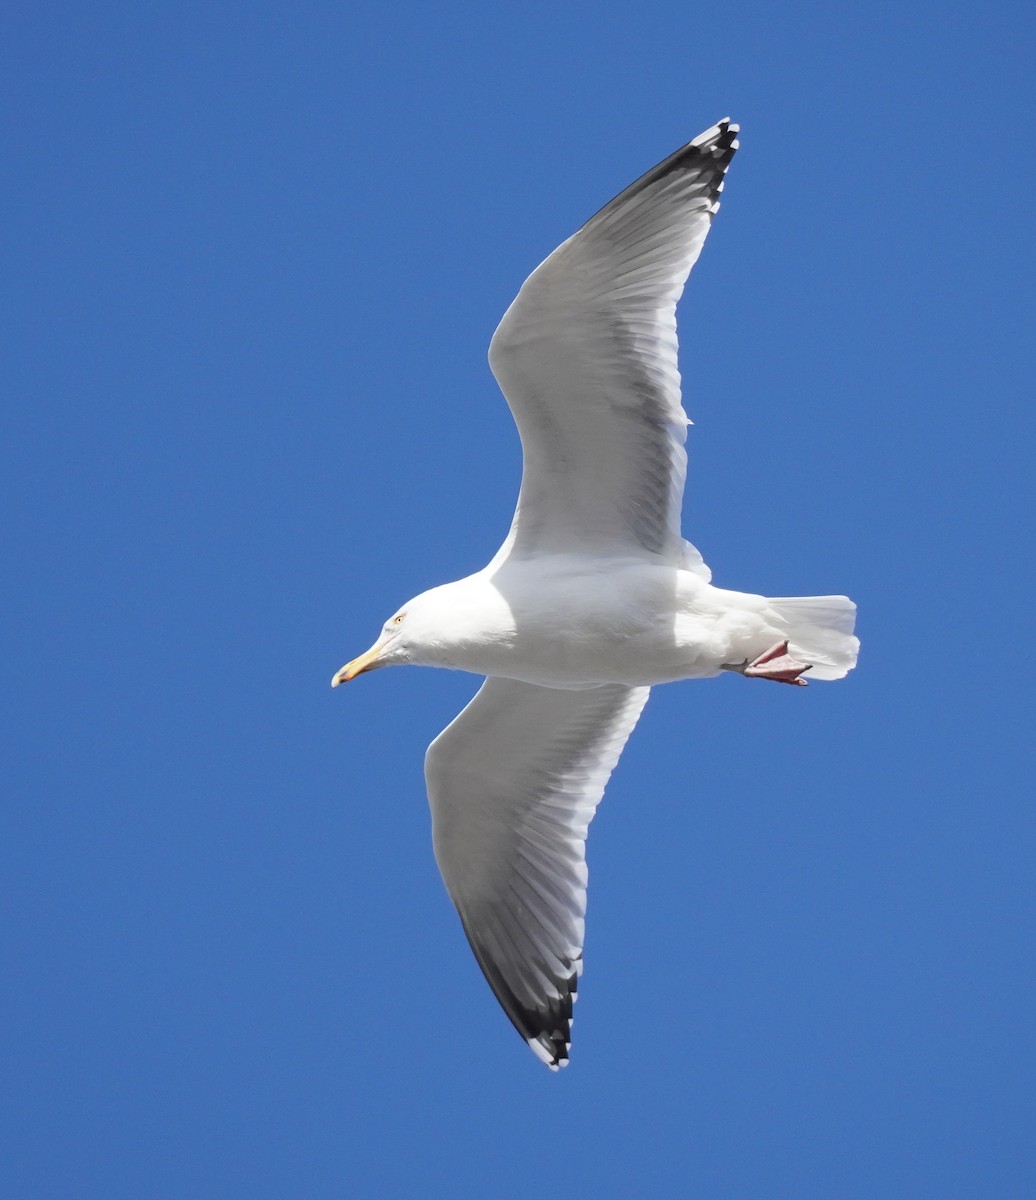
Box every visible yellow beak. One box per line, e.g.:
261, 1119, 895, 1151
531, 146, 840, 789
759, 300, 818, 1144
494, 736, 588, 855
330, 640, 387, 687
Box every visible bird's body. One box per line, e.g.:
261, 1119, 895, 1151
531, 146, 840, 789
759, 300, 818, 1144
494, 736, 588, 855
398, 560, 855, 689
333, 119, 859, 1069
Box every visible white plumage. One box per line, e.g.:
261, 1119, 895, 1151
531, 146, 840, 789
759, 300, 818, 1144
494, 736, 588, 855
333, 120, 859, 1068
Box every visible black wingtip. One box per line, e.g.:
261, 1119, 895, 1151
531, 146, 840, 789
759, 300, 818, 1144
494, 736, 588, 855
458, 908, 582, 1070
510, 966, 578, 1070
682, 118, 740, 216
525, 969, 579, 1070
693, 117, 740, 153
582, 118, 741, 231
673, 117, 740, 202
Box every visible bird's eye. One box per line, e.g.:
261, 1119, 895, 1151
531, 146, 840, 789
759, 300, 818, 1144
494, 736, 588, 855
392, 614, 405, 625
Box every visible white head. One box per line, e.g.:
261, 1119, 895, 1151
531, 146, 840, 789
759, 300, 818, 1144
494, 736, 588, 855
330, 604, 413, 685
330, 579, 510, 686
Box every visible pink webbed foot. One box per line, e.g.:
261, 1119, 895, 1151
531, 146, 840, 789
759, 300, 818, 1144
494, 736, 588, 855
741, 641, 812, 686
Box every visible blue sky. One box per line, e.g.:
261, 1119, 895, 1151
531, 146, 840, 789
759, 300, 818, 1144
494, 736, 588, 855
3, 2, 1034, 1196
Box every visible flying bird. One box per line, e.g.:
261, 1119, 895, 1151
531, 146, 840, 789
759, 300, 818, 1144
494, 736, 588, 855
332, 119, 859, 1069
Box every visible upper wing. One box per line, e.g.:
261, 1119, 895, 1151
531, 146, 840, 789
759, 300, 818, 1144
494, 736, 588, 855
425, 677, 650, 1068
488, 119, 738, 570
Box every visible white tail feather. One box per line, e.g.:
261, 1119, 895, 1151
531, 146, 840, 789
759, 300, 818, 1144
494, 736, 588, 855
766, 595, 859, 681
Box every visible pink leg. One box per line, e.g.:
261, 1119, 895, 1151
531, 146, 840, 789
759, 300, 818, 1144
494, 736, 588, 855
741, 641, 812, 686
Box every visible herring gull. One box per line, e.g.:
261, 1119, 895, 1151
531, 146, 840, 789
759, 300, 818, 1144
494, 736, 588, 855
332, 119, 859, 1069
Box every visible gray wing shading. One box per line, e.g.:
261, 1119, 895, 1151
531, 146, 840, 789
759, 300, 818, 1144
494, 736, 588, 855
488, 119, 738, 570
425, 677, 650, 1068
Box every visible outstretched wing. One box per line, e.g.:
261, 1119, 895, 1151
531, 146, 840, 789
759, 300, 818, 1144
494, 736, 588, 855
425, 678, 650, 1068
488, 119, 738, 571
